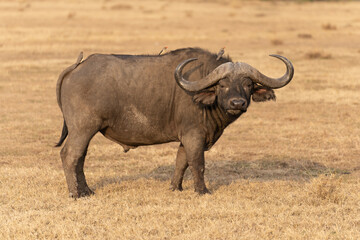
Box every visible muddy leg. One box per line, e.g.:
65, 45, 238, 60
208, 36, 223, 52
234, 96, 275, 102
60, 132, 95, 198
171, 144, 188, 191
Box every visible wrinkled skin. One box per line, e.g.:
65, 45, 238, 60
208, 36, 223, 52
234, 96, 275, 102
55, 48, 291, 198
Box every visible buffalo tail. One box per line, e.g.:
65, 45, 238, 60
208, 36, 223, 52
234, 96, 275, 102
55, 119, 68, 147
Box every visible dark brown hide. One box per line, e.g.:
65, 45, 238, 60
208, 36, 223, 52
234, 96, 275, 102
55, 48, 293, 198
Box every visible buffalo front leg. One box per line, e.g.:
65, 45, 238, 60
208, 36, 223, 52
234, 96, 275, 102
60, 133, 94, 198
171, 144, 188, 191
182, 133, 210, 194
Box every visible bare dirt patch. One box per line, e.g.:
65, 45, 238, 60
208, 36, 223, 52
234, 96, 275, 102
305, 51, 332, 59
322, 23, 337, 30
297, 33, 313, 39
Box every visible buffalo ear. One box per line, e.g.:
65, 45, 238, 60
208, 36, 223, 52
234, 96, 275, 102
252, 86, 276, 102
193, 91, 216, 106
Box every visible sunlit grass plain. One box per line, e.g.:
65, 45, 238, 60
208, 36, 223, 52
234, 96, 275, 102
0, 0, 359, 239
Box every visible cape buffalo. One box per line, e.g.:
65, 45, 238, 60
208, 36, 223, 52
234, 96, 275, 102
55, 47, 294, 198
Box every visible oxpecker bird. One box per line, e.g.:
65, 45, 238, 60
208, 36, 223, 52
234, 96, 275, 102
159, 46, 168, 55
216, 47, 225, 60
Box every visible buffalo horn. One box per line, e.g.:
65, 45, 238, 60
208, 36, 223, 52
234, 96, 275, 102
174, 54, 294, 92
234, 55, 294, 89
174, 58, 234, 92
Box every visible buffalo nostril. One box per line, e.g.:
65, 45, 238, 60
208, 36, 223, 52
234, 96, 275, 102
230, 99, 247, 109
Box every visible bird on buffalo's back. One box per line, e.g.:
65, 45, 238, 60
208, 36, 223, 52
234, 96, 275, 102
216, 47, 225, 60
159, 46, 168, 55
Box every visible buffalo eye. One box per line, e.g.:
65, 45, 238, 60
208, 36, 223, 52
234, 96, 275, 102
218, 79, 229, 89
243, 79, 253, 90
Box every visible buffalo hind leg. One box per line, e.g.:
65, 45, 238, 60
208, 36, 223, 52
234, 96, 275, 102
171, 144, 188, 191
60, 132, 96, 198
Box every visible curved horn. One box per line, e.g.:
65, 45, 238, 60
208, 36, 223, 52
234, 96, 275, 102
235, 55, 294, 89
174, 58, 234, 92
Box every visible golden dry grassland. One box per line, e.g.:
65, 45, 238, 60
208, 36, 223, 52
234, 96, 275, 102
0, 0, 359, 239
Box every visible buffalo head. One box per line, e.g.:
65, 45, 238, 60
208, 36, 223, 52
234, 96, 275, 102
174, 55, 294, 116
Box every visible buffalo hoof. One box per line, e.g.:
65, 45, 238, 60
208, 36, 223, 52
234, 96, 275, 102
69, 187, 94, 199
195, 188, 211, 195
169, 184, 183, 192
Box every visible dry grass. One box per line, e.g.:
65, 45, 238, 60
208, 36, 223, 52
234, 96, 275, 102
1, 0, 360, 239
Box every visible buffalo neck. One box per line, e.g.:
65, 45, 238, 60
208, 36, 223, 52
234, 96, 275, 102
202, 103, 237, 150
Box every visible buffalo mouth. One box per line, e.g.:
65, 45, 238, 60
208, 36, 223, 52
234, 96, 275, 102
226, 109, 245, 115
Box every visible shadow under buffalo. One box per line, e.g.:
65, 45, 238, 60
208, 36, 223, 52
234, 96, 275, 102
93, 158, 350, 191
